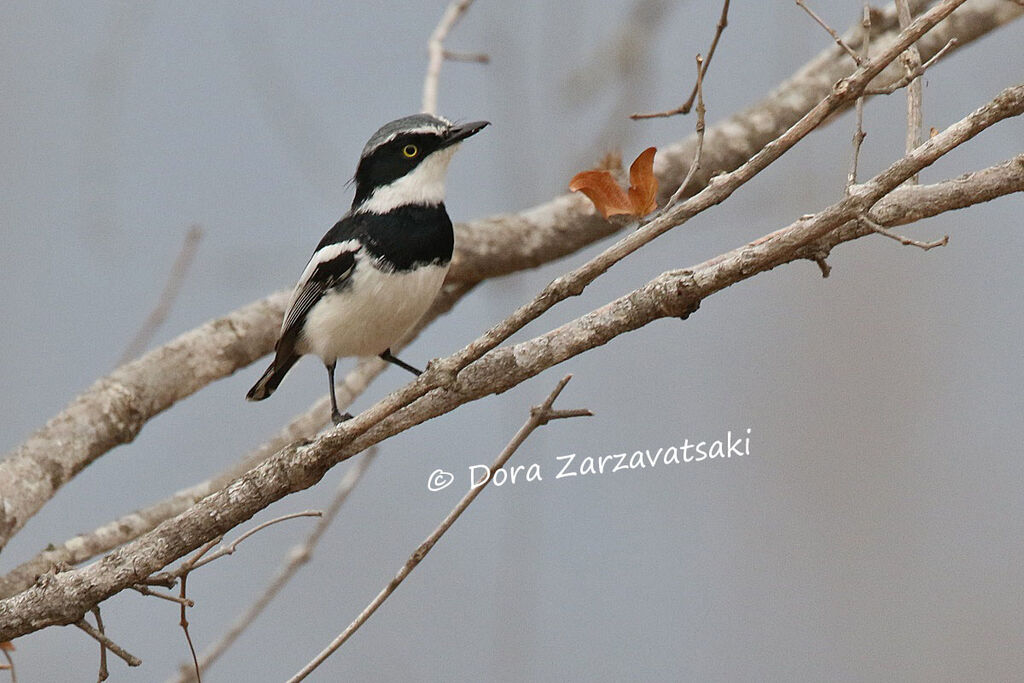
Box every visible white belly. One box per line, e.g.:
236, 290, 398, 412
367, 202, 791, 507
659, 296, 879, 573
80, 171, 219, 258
298, 261, 449, 362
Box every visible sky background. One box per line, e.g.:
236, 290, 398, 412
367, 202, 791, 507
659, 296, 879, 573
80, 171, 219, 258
2, 1, 1022, 681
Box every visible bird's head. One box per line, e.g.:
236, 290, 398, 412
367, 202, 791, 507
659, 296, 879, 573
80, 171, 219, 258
351, 114, 489, 214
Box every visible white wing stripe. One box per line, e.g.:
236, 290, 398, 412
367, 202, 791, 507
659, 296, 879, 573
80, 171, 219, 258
283, 239, 361, 333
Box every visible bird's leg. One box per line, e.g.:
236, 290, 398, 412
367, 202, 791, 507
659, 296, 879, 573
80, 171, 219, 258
326, 361, 352, 424
379, 348, 422, 376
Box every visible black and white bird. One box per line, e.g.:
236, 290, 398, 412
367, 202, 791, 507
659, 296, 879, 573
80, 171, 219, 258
246, 114, 489, 424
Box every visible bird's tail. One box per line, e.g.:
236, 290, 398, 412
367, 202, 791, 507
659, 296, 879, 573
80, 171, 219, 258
246, 353, 300, 401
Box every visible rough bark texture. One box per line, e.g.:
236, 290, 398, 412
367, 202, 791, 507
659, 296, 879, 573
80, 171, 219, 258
0, 293, 286, 549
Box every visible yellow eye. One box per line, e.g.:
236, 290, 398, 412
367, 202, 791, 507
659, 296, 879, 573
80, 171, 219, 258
402, 144, 419, 158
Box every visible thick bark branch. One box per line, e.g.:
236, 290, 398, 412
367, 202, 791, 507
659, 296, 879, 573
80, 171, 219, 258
0, 283, 472, 599
0, 82, 1018, 641
0, 293, 286, 550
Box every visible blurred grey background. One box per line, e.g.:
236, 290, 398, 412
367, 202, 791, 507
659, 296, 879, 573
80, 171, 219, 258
2, 1, 1022, 680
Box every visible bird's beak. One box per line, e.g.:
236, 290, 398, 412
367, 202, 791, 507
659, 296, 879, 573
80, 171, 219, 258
443, 120, 490, 147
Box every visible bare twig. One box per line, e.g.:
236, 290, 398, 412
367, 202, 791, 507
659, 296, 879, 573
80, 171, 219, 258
178, 573, 200, 683
631, 0, 729, 119
175, 454, 375, 682
165, 510, 320, 681
118, 225, 202, 366
287, 376, 590, 682
74, 618, 141, 668
187, 511, 322, 572
173, 539, 218, 683
860, 216, 948, 249
896, 0, 925, 183
847, 4, 872, 191
865, 38, 957, 95
422, 0, 479, 115
132, 585, 193, 607
666, 54, 707, 206
91, 607, 108, 682
795, 0, 864, 64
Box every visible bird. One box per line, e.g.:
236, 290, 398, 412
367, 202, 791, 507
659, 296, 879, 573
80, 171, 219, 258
246, 114, 489, 424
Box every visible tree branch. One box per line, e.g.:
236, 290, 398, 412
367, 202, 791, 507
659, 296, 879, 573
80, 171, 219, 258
174, 451, 376, 682
0, 283, 472, 600
896, 0, 925, 183
287, 376, 589, 682
1, 0, 1015, 554
74, 617, 141, 669
630, 0, 729, 119
0, 82, 1018, 642
422, 0, 478, 115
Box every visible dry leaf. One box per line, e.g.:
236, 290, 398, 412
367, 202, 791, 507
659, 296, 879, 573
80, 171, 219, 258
0, 641, 13, 651
568, 170, 633, 218
569, 147, 658, 218
627, 147, 658, 217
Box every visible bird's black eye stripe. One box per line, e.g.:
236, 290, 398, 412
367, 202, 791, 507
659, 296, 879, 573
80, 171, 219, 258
352, 132, 445, 207
387, 133, 439, 159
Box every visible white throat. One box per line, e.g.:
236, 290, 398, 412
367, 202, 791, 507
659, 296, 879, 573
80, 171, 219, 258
356, 145, 458, 214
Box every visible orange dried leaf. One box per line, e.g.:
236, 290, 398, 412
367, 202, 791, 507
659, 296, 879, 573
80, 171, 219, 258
627, 147, 658, 216
569, 170, 634, 218
570, 147, 658, 219
0, 641, 13, 651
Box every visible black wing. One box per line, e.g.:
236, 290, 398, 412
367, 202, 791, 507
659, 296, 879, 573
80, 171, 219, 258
277, 240, 360, 355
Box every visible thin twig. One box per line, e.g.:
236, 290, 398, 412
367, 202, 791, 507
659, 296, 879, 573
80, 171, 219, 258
132, 585, 194, 607
861, 216, 949, 249
172, 537, 221, 683
178, 573, 200, 683
631, 0, 729, 119
896, 0, 924, 184
188, 511, 322, 571
666, 54, 707, 206
166, 510, 321, 681
847, 4, 872, 191
175, 452, 377, 683
74, 618, 141, 668
795, 0, 863, 64
118, 225, 202, 366
91, 607, 108, 682
865, 38, 957, 94
287, 376, 591, 682
422, 0, 479, 115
